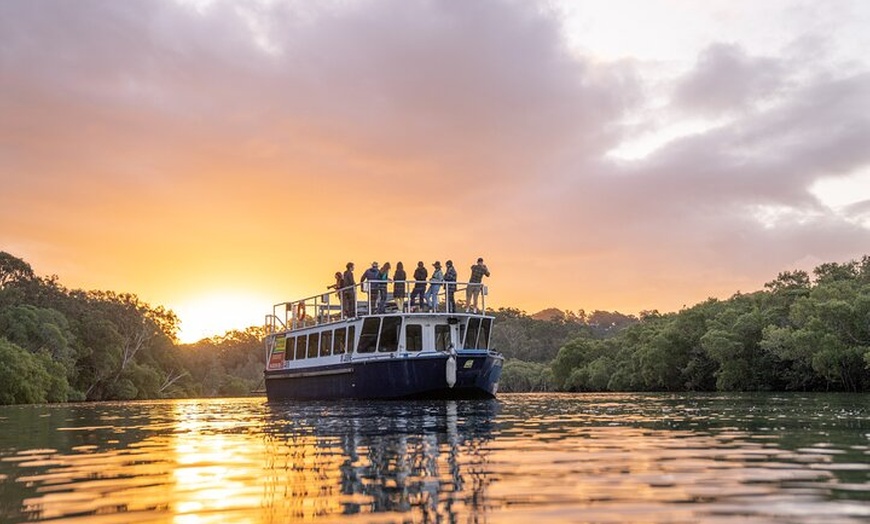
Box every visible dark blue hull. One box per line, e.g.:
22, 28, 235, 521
265, 351, 503, 400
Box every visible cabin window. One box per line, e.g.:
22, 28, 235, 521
479, 318, 492, 349
307, 332, 320, 358
357, 318, 380, 353
320, 330, 332, 357
281, 336, 294, 361
348, 325, 356, 352
405, 324, 423, 352
435, 324, 450, 352
465, 317, 481, 348
333, 327, 346, 354
295, 335, 307, 360
378, 317, 401, 352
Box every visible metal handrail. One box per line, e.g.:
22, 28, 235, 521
266, 279, 488, 335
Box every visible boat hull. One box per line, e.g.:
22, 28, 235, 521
265, 351, 502, 401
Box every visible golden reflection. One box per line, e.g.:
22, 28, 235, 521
4, 395, 870, 522
3, 398, 496, 522
168, 399, 285, 523
161, 398, 497, 523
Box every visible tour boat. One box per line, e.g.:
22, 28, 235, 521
263, 279, 503, 400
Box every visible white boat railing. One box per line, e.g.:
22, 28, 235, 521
265, 280, 488, 335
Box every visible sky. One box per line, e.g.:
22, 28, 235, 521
2, 0, 870, 343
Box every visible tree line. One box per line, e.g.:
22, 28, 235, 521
2, 251, 869, 404
498, 257, 870, 393
0, 252, 263, 404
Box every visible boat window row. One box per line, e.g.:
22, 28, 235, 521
283, 325, 357, 361
281, 317, 492, 361
355, 317, 434, 353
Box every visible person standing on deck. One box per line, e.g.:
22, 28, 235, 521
327, 271, 344, 320
376, 262, 391, 313
328, 271, 343, 291
466, 257, 490, 313
393, 261, 407, 312
410, 261, 427, 311
342, 262, 356, 317
360, 262, 380, 314
443, 260, 457, 313
426, 261, 443, 312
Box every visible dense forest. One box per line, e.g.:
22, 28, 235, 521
2, 251, 869, 405
0, 252, 263, 404
498, 257, 870, 393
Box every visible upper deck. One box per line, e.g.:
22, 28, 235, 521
265, 279, 489, 335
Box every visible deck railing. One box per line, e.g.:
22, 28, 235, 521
264, 280, 488, 335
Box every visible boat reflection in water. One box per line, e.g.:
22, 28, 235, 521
3, 395, 869, 523
0, 398, 497, 523
261, 399, 499, 521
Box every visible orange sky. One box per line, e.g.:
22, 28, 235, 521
3, 1, 870, 342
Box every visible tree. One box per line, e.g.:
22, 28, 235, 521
551, 338, 601, 390
0, 304, 78, 378
813, 261, 858, 285
0, 338, 55, 404
499, 359, 553, 392
0, 252, 35, 288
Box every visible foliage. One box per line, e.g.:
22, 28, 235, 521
179, 328, 265, 397
3, 250, 870, 404
0, 338, 70, 404
499, 359, 554, 392
0, 252, 264, 405
489, 307, 635, 363
547, 257, 870, 393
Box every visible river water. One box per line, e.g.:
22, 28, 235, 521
0, 393, 868, 523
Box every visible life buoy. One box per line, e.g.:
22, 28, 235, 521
296, 303, 306, 320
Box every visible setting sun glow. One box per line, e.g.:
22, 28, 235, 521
172, 293, 270, 343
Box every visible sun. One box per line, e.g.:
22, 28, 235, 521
171, 291, 270, 344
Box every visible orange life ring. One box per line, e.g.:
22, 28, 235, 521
296, 303, 306, 320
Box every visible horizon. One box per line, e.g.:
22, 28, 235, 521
3, 1, 869, 343
10, 249, 863, 344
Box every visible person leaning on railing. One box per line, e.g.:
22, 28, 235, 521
328, 271, 343, 291
327, 271, 344, 319
466, 257, 490, 313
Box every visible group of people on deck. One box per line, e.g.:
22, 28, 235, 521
330, 258, 490, 317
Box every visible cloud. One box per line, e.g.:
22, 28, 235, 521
1, 1, 642, 199
673, 43, 786, 116
1, 0, 869, 320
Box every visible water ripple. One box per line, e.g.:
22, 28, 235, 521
0, 393, 867, 522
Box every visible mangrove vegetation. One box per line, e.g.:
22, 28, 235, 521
1, 251, 869, 404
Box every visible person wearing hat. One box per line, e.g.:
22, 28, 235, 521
425, 261, 444, 312
466, 257, 490, 313
360, 262, 380, 314
409, 261, 428, 312
341, 262, 356, 317
443, 260, 457, 313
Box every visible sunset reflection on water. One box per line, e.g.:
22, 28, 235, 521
0, 394, 868, 523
